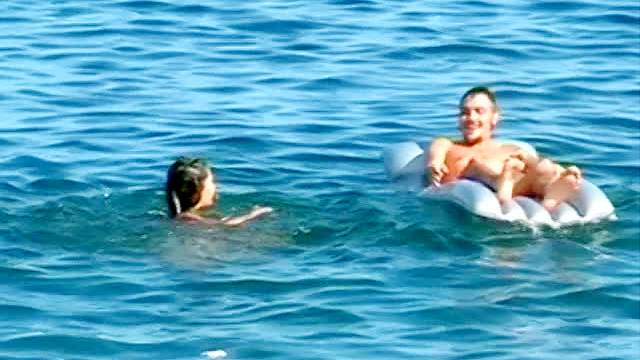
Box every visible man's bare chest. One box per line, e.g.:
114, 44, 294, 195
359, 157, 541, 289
446, 144, 513, 173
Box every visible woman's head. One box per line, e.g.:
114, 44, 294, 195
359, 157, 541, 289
166, 157, 218, 218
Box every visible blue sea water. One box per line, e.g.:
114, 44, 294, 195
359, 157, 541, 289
1, 0, 639, 359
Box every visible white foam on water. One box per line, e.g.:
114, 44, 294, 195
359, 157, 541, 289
202, 350, 228, 359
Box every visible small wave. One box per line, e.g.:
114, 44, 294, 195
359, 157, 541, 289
294, 77, 361, 91
48, 28, 122, 39
552, 323, 634, 336
0, 16, 30, 24
282, 43, 328, 52
528, 0, 599, 12
128, 18, 178, 27
230, 19, 323, 35
0, 333, 171, 356
27, 178, 94, 194
401, 326, 510, 342
398, 25, 439, 35
113, 45, 143, 53
3, 155, 64, 171
0, 303, 46, 319
171, 4, 215, 15
258, 305, 366, 326
264, 53, 319, 64
75, 59, 123, 71
113, 0, 170, 11
274, 151, 377, 166
120, 291, 177, 304
329, 0, 377, 5
193, 85, 250, 95
415, 44, 524, 58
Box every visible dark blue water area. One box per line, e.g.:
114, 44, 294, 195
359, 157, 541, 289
1, 1, 639, 359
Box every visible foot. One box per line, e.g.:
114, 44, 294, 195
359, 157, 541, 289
542, 166, 582, 211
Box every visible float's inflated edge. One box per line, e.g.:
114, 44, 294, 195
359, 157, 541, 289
384, 141, 616, 226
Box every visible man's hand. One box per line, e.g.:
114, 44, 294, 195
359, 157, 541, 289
427, 137, 453, 187
428, 160, 449, 186
503, 154, 526, 173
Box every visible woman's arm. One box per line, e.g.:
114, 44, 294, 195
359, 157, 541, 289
220, 206, 273, 227
178, 206, 273, 226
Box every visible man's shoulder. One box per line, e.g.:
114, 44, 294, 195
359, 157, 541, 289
499, 142, 521, 150
497, 142, 535, 156
446, 140, 475, 156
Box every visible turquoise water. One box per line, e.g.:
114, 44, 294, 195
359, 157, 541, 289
1, 1, 639, 359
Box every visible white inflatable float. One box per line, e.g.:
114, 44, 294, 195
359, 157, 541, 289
384, 141, 616, 226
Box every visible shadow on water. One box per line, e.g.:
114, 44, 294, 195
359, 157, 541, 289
364, 183, 639, 272
2, 174, 634, 266
1, 188, 323, 269
0, 173, 636, 360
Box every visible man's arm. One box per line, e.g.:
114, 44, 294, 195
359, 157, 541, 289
427, 137, 453, 186
467, 145, 534, 179
502, 144, 537, 167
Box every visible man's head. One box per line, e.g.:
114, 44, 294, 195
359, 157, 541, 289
458, 87, 500, 145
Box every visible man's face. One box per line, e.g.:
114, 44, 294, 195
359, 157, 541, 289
458, 93, 498, 144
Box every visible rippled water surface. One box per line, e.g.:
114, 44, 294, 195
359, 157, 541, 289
1, 1, 639, 359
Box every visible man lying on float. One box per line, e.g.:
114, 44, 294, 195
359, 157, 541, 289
428, 86, 583, 212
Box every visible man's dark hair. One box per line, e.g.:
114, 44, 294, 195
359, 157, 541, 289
459, 86, 499, 112
165, 157, 211, 218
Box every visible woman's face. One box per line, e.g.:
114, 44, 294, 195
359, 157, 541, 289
194, 170, 218, 210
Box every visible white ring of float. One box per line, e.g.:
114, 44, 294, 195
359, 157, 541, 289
383, 141, 616, 226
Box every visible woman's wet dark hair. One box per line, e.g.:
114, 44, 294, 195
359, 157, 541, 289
165, 157, 211, 218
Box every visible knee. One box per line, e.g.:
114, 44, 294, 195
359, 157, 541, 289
535, 158, 555, 177
566, 165, 582, 178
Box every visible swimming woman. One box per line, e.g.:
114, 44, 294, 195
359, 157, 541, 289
166, 157, 272, 225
